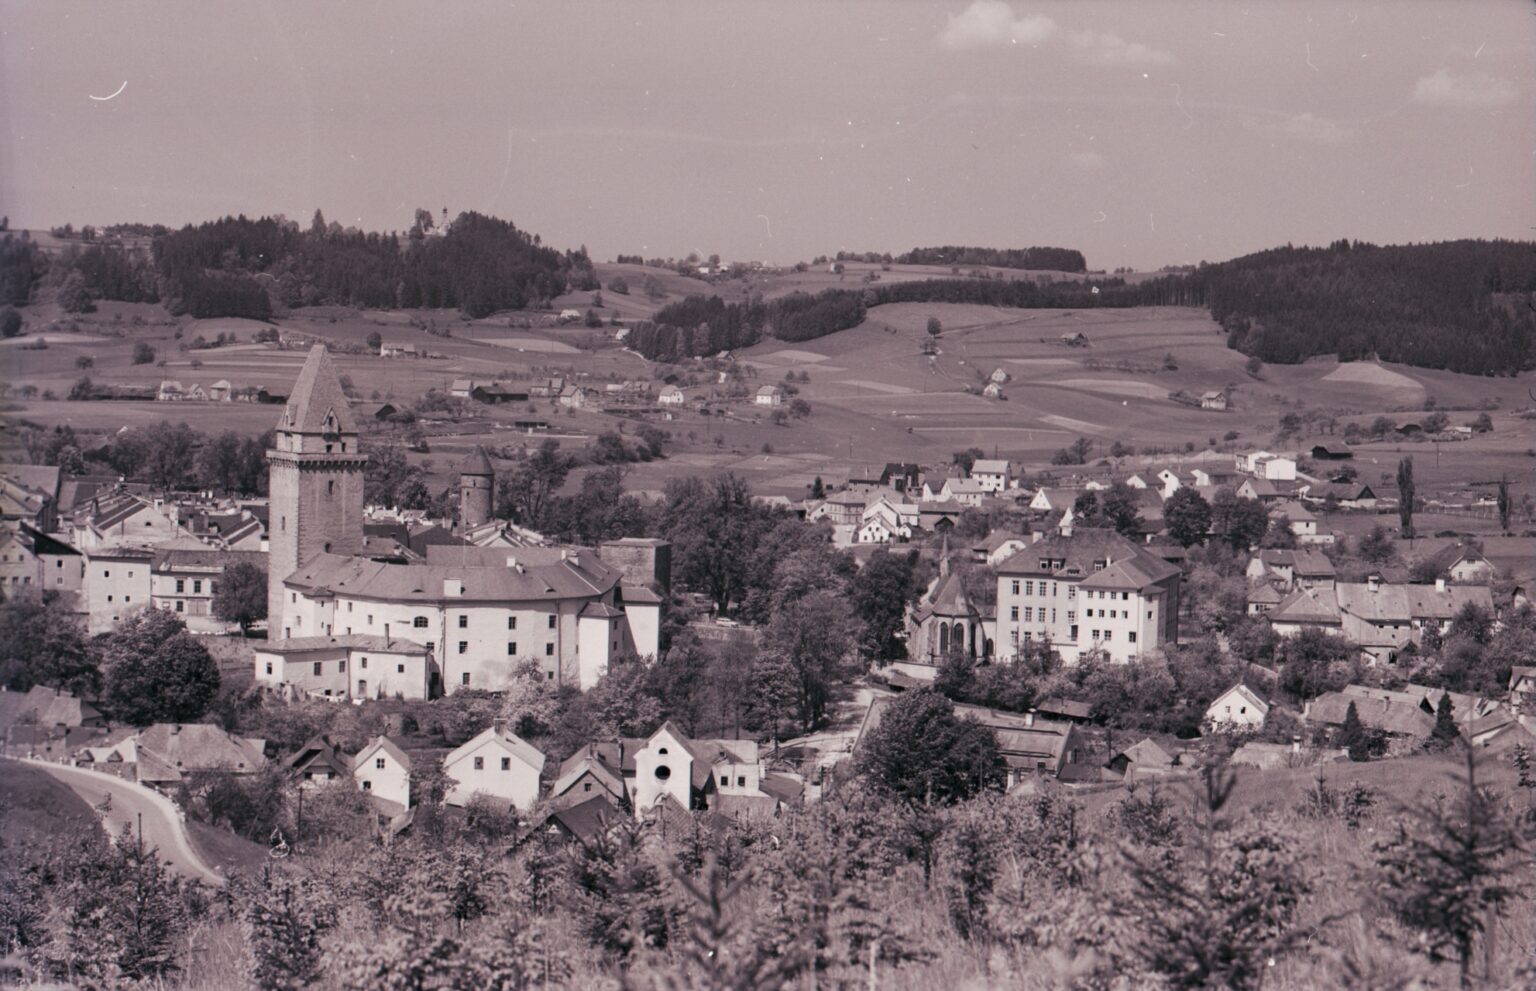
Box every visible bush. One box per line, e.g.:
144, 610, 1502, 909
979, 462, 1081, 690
0, 306, 21, 338
132, 341, 156, 364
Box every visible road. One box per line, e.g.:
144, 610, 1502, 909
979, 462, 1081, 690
23, 759, 224, 886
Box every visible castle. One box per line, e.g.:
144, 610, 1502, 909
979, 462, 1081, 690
254, 346, 663, 700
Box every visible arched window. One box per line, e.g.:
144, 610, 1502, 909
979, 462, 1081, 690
939, 623, 950, 655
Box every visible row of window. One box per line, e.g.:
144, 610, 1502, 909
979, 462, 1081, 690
172, 578, 212, 594
333, 600, 560, 632
471, 756, 516, 771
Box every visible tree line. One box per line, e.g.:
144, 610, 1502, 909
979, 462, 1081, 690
0, 210, 590, 320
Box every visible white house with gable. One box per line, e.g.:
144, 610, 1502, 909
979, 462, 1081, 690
442, 724, 547, 812
1204, 684, 1270, 732
352, 736, 413, 813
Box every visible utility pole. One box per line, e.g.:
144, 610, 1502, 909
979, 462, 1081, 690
137, 812, 143, 857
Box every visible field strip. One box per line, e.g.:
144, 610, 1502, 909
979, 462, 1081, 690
1040, 413, 1106, 433
1050, 378, 1170, 399
834, 379, 915, 394
917, 426, 1072, 436
461, 335, 580, 354
762, 349, 830, 363
1002, 357, 1079, 368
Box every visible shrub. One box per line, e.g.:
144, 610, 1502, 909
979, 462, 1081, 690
0, 306, 21, 338
132, 341, 156, 364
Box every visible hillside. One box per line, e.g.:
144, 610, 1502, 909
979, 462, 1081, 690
1151, 239, 1536, 375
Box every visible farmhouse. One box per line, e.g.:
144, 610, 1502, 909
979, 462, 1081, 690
1310, 443, 1353, 460
1205, 683, 1270, 732
156, 381, 185, 402
982, 382, 1005, 400
254, 633, 433, 700
208, 380, 233, 402
353, 736, 413, 814
658, 385, 686, 406
286, 736, 351, 787
443, 724, 546, 812
380, 342, 419, 358
755, 385, 784, 406
1200, 390, 1228, 411
558, 384, 588, 408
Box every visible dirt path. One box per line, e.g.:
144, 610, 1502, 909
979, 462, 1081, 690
24, 759, 224, 886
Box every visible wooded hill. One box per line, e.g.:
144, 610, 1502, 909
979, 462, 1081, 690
1, 211, 591, 320
633, 239, 1536, 376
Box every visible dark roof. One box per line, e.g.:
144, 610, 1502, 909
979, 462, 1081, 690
455, 446, 495, 478
278, 345, 357, 436
546, 794, 622, 843
998, 528, 1179, 589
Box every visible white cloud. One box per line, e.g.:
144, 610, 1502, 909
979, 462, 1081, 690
1068, 150, 1108, 170
1067, 30, 1174, 68
939, 1, 1056, 50
1274, 113, 1353, 144
1411, 68, 1518, 108
1243, 112, 1354, 144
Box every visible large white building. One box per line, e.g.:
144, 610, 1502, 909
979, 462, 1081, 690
993, 529, 1181, 664
258, 347, 664, 697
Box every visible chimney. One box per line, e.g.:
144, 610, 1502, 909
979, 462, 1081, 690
1024, 710, 1036, 728
384, 623, 390, 646
1291, 735, 1302, 755
1435, 578, 1446, 593
1367, 574, 1381, 592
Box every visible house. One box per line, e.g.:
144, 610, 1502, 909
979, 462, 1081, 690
254, 634, 434, 700
1267, 587, 1344, 638
380, 342, 419, 358
938, 477, 988, 508
1060, 331, 1088, 347
807, 490, 869, 528
0, 686, 104, 737
1302, 482, 1377, 510
856, 696, 1090, 788
81, 723, 267, 785
994, 528, 1182, 665
0, 463, 62, 531
0, 521, 82, 599
208, 380, 233, 402
1510, 667, 1536, 713
471, 383, 530, 405
353, 736, 413, 814
1311, 444, 1353, 461
970, 531, 1034, 567
355, 402, 399, 422
150, 546, 268, 633
1204, 684, 1270, 732
442, 724, 546, 812
1246, 548, 1337, 591
557, 384, 588, 408
1200, 391, 1228, 411
988, 368, 1010, 385
1107, 738, 1177, 779
1417, 543, 1495, 585
558, 309, 583, 324
286, 736, 352, 788
970, 460, 1010, 494
658, 385, 686, 406
879, 463, 923, 494
449, 379, 477, 400
1335, 577, 1495, 665
857, 498, 915, 544
1246, 581, 1284, 616
1236, 452, 1297, 481
550, 743, 629, 809
1270, 501, 1330, 545
982, 382, 1005, 400
540, 794, 624, 844
530, 377, 565, 399
917, 502, 962, 533
156, 381, 185, 402
629, 722, 767, 819
755, 385, 784, 407
1304, 691, 1434, 743
1190, 467, 1236, 488
1029, 488, 1081, 513
81, 546, 154, 634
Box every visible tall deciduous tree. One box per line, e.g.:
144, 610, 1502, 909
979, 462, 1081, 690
850, 549, 916, 661
99, 608, 220, 725
762, 591, 862, 732
0, 589, 98, 695
211, 561, 267, 636
853, 688, 1003, 806
1164, 487, 1212, 547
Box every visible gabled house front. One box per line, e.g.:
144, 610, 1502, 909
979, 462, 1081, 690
442, 724, 546, 812
354, 735, 413, 814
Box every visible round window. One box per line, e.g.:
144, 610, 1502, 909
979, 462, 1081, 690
654, 765, 671, 781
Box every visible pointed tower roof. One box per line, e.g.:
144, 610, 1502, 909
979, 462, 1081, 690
456, 445, 495, 478
280, 345, 357, 435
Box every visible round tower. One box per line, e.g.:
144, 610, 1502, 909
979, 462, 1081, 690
457, 446, 495, 531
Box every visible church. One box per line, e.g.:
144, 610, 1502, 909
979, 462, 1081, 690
254, 346, 663, 700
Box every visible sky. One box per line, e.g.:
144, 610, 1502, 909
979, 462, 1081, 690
1, 0, 1532, 271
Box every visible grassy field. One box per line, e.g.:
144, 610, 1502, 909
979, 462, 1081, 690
0, 757, 98, 848
4, 268, 1534, 515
